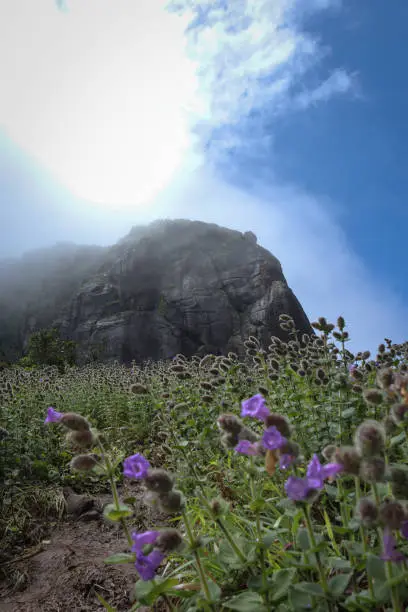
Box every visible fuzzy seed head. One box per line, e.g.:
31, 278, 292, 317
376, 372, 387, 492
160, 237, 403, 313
354, 420, 386, 457
156, 529, 183, 553
61, 412, 90, 432
359, 456, 386, 483
379, 500, 405, 530
333, 446, 361, 476
217, 414, 242, 434
158, 490, 185, 514
356, 498, 378, 527
70, 454, 98, 472
322, 444, 336, 461
264, 413, 291, 437
362, 389, 384, 406
67, 429, 96, 449
390, 466, 408, 499
130, 383, 148, 395
144, 469, 174, 494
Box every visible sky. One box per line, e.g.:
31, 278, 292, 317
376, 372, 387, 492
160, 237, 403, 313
0, 0, 407, 354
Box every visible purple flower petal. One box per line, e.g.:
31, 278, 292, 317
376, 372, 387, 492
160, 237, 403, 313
135, 549, 164, 581
285, 476, 311, 501
381, 528, 407, 563
123, 453, 151, 479
241, 394, 270, 421
131, 530, 159, 552
235, 440, 259, 456
44, 406, 63, 424
279, 454, 294, 470
306, 454, 323, 488
262, 426, 287, 451
322, 462, 343, 480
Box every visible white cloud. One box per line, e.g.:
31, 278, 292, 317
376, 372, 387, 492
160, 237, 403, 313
170, 0, 354, 131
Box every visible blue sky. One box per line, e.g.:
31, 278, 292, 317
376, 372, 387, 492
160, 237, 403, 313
0, 0, 407, 353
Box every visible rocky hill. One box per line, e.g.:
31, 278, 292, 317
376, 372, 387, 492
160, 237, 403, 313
0, 219, 312, 364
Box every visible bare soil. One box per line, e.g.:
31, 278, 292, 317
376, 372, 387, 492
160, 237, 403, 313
0, 486, 169, 612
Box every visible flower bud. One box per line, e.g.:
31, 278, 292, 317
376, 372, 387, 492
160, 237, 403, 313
379, 500, 405, 530
61, 412, 90, 432
359, 457, 386, 483
217, 414, 242, 434
333, 446, 361, 476
156, 529, 183, 553
391, 403, 408, 424
70, 454, 98, 472
264, 413, 291, 438
356, 498, 378, 527
130, 383, 148, 394
354, 420, 385, 457
144, 469, 174, 494
322, 445, 336, 461
390, 466, 408, 499
67, 429, 96, 449
362, 389, 383, 406
279, 439, 300, 459
158, 490, 185, 513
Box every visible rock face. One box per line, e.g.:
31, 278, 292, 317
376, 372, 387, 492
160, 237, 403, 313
55, 219, 312, 363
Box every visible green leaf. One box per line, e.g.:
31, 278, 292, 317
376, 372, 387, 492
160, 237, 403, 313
390, 431, 406, 447
270, 568, 297, 601
366, 553, 386, 581
326, 558, 352, 571
207, 578, 221, 602
328, 573, 352, 597
262, 530, 277, 548
123, 496, 137, 504
341, 407, 355, 419
95, 592, 117, 611
133, 580, 155, 603
103, 503, 133, 522
297, 528, 311, 551
224, 591, 267, 611
104, 552, 135, 565
293, 582, 325, 598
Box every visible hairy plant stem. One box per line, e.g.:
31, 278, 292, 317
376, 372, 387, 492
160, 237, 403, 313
302, 505, 329, 597
182, 508, 213, 610
354, 476, 375, 600
249, 458, 267, 597
97, 437, 132, 548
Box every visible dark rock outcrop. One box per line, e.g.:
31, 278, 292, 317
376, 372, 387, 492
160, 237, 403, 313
0, 219, 312, 364
57, 219, 312, 363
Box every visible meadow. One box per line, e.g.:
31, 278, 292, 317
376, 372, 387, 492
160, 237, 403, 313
1, 314, 408, 611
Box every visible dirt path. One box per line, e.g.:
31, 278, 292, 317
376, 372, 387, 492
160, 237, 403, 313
0, 487, 168, 611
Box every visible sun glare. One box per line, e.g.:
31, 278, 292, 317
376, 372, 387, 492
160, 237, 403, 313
0, 0, 199, 210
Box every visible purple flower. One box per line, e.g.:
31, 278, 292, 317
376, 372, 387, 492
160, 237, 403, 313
262, 426, 287, 451
307, 454, 343, 488
44, 407, 63, 424
131, 530, 164, 580
401, 520, 408, 539
235, 440, 259, 456
279, 454, 295, 470
135, 549, 164, 580
131, 530, 159, 552
285, 455, 343, 502
381, 529, 407, 563
123, 453, 151, 479
241, 394, 270, 421
285, 476, 311, 501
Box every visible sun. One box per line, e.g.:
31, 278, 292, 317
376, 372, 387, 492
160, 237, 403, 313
0, 0, 199, 210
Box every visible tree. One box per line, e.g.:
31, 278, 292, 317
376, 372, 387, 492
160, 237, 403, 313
20, 328, 76, 372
